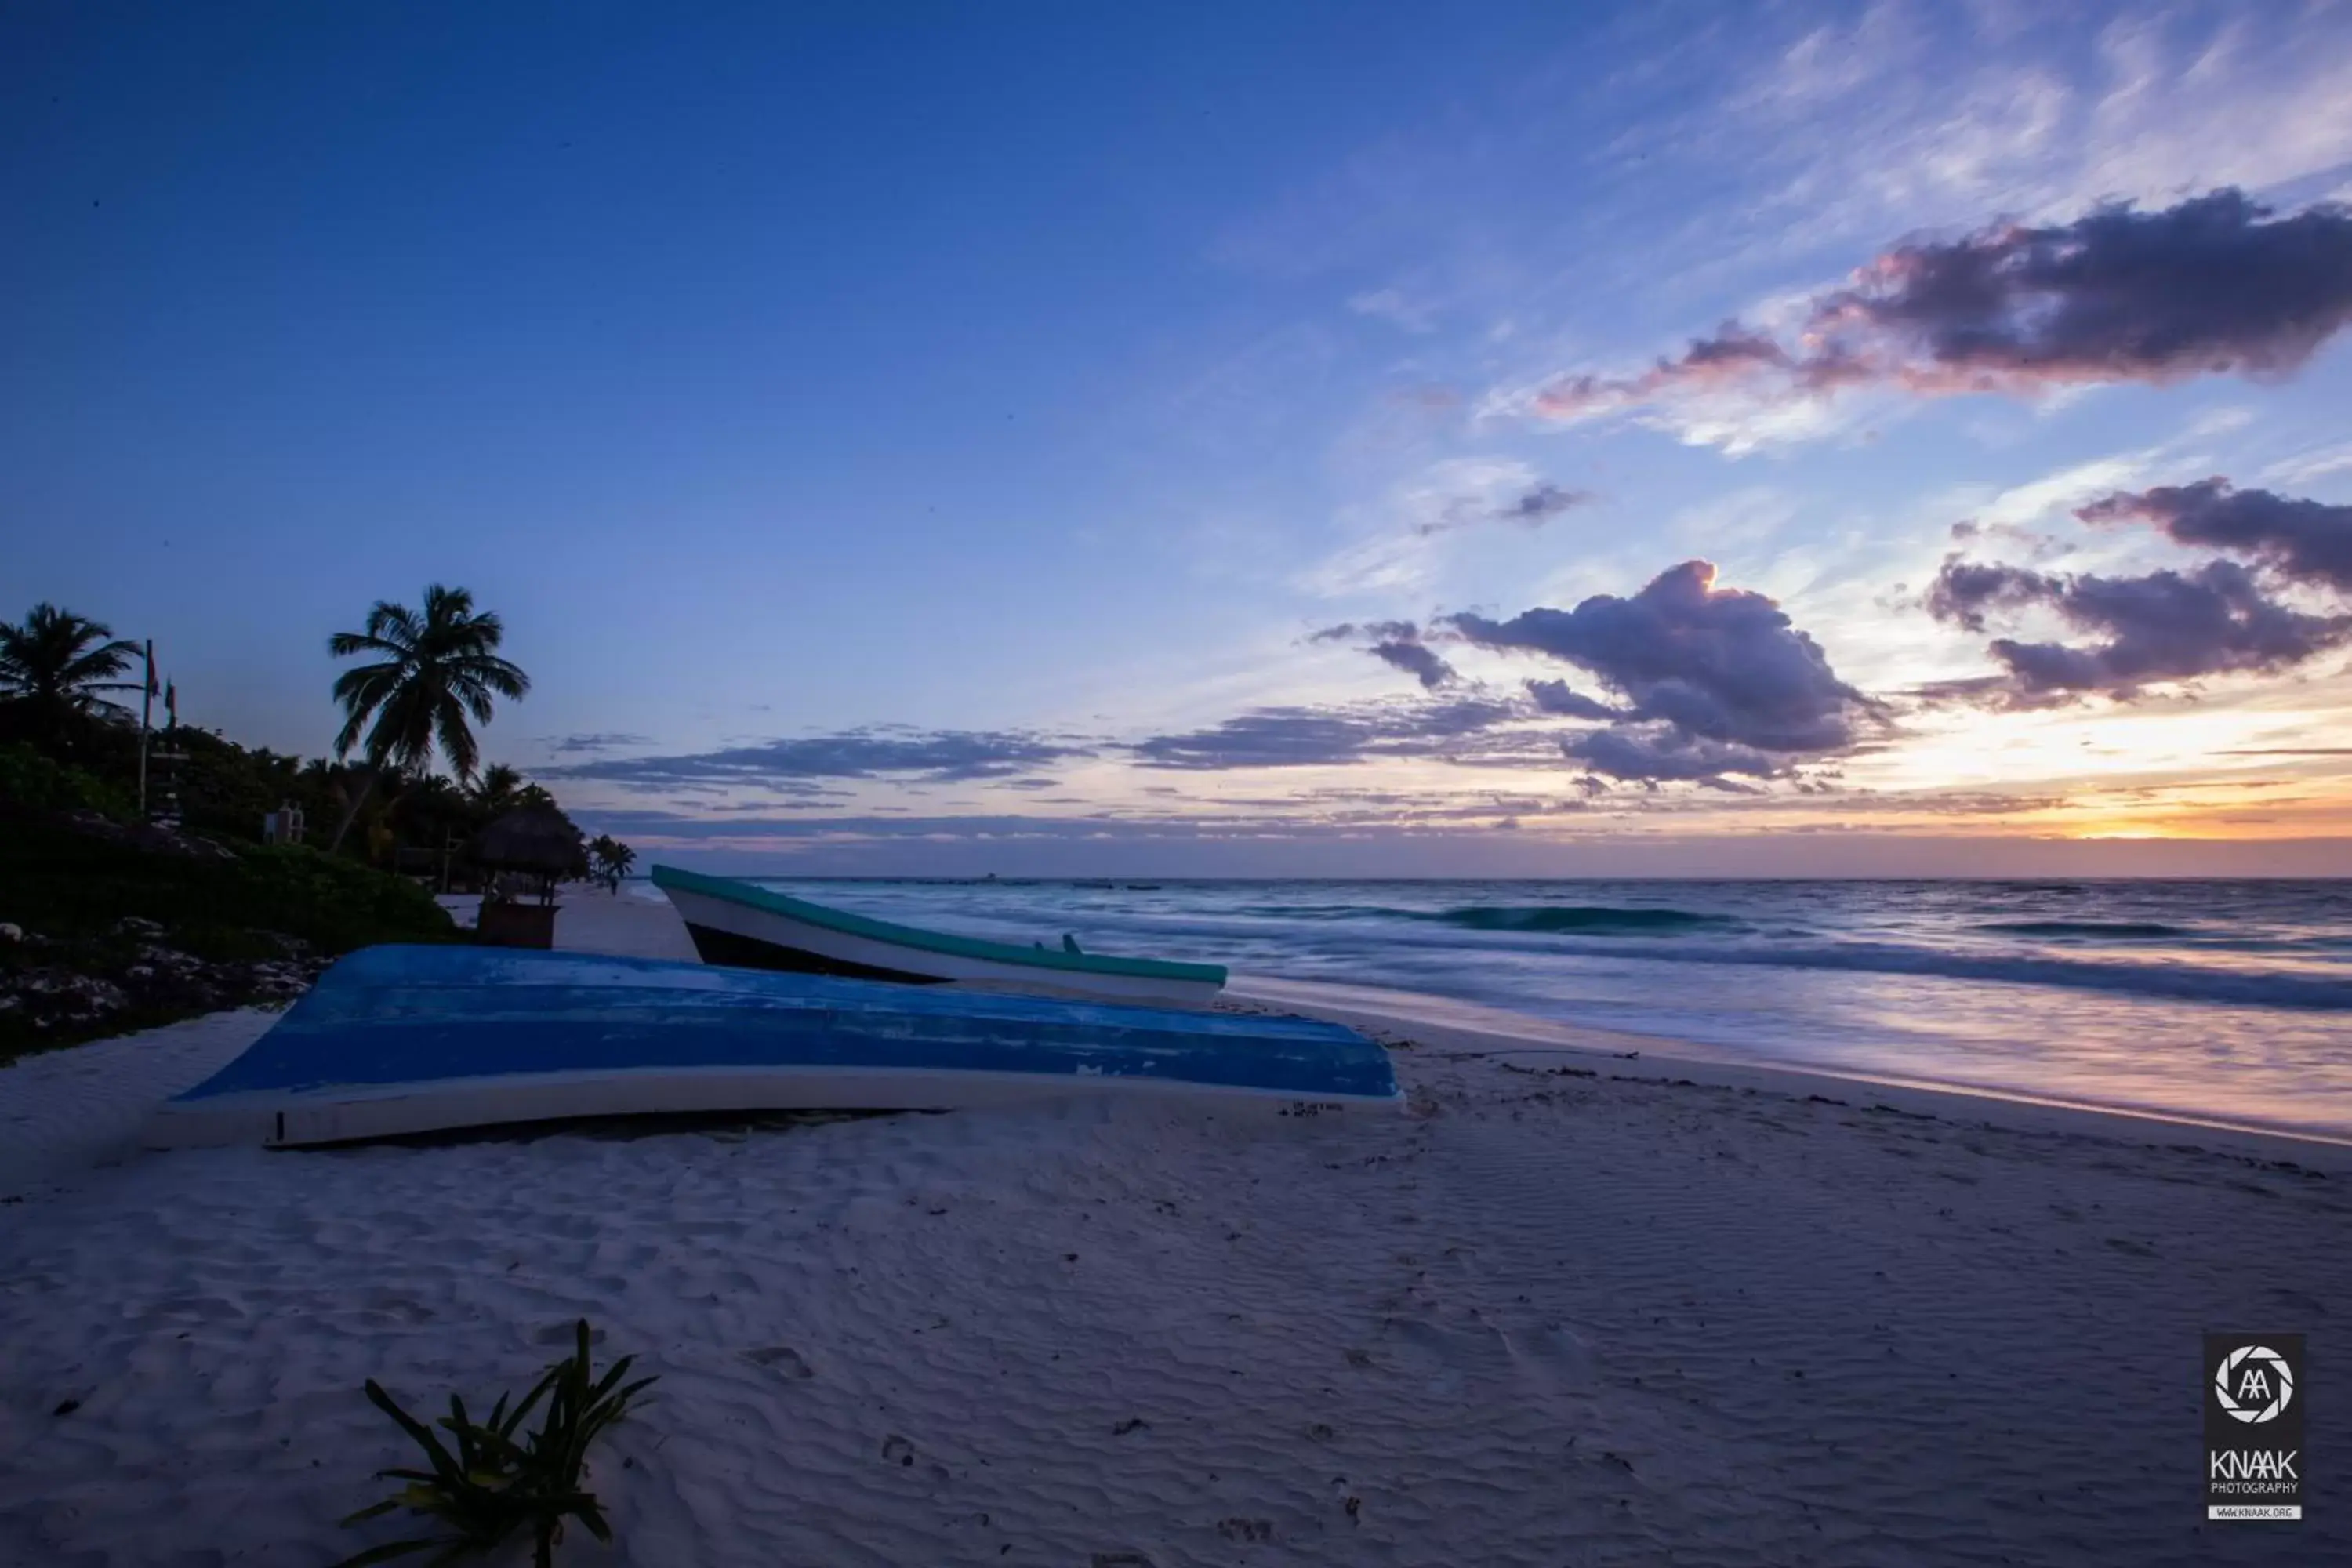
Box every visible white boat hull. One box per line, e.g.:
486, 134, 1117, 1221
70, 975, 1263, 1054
662, 884, 1227, 1005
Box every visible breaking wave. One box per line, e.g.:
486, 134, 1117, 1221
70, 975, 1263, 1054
1489, 935, 2352, 1011
1425, 905, 1726, 935
1976, 920, 2189, 939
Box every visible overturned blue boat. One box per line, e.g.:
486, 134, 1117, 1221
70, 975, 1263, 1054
147, 945, 1399, 1149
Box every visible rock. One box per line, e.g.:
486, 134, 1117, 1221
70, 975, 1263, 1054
0, 923, 21, 943
7, 971, 130, 1030
114, 916, 167, 939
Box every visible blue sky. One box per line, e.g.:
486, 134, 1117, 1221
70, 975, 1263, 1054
8, 2, 2352, 873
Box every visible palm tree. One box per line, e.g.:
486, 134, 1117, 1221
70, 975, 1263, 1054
466, 762, 525, 818
587, 833, 637, 893
326, 585, 529, 852
0, 602, 143, 750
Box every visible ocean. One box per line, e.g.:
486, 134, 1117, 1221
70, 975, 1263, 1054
633, 877, 2352, 1141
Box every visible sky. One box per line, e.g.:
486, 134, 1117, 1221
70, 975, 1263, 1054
7, 0, 2352, 876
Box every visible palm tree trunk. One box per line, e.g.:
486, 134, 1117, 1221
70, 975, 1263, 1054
326, 766, 377, 854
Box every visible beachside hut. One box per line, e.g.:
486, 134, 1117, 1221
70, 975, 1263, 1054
469, 806, 583, 948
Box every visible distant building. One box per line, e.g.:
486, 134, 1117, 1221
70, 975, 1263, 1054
262, 802, 307, 844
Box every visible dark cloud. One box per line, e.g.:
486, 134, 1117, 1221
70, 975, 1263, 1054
545, 727, 1091, 789
1560, 728, 1785, 782
1131, 697, 1518, 771
1498, 483, 1595, 523
1899, 672, 2066, 711
545, 731, 653, 755
1535, 324, 1791, 418
1924, 556, 2352, 700
1921, 557, 2060, 633
2078, 478, 2352, 592
1312, 621, 1457, 689
1370, 639, 1456, 689
1535, 191, 2352, 419
1450, 561, 1875, 754
1309, 620, 1418, 644
1523, 678, 1623, 720
1415, 482, 1598, 536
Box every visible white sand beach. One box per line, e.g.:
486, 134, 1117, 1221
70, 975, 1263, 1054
3, 891, 2346, 1566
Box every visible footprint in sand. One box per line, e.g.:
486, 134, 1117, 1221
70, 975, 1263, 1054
1377, 1317, 1596, 1399
358, 1290, 436, 1326
742, 1345, 814, 1379
1501, 1323, 1595, 1396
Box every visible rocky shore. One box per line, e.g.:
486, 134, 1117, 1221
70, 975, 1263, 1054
0, 916, 325, 1048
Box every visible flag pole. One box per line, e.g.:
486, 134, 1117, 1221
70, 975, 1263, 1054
137, 639, 154, 821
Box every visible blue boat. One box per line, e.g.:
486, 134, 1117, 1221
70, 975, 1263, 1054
147, 945, 1399, 1148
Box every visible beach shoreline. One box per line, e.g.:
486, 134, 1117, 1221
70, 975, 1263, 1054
4, 890, 2346, 1564
571, 885, 2352, 1160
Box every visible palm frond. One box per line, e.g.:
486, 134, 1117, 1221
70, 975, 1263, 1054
327, 586, 529, 782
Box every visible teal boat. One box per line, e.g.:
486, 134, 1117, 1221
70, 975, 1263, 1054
652, 865, 1228, 1004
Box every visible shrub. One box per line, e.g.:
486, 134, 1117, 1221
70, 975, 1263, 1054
0, 741, 132, 818
338, 1320, 657, 1567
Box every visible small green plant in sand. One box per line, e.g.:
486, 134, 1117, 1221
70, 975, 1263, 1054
336, 1320, 657, 1567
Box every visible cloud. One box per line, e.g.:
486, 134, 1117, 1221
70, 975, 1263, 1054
2078, 478, 2352, 592
1310, 620, 1419, 644
1299, 460, 1593, 597
1370, 639, 1455, 690
1414, 481, 1598, 537
1519, 191, 2352, 444
1921, 557, 2060, 633
1130, 696, 1519, 771
1924, 556, 2352, 701
1523, 678, 1622, 720
1347, 287, 1439, 333
1560, 728, 1784, 782
1311, 620, 1457, 689
545, 731, 653, 755
1450, 560, 1876, 753
545, 727, 1092, 789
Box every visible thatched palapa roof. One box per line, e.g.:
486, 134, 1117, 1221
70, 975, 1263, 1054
470, 806, 584, 873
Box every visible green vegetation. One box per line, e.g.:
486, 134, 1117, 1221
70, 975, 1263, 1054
586, 834, 636, 893
338, 1320, 657, 1568
327, 584, 531, 851
0, 739, 136, 818
1, 810, 454, 956
0, 779, 457, 1058
0, 591, 630, 886
0, 590, 632, 1056
0, 603, 143, 755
